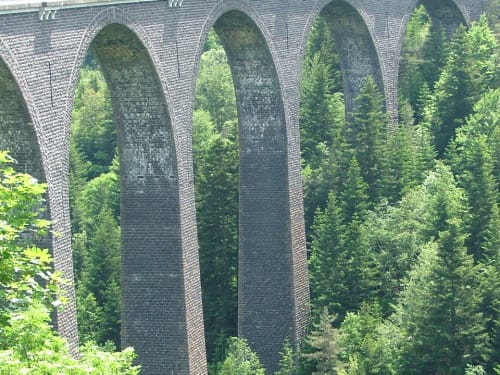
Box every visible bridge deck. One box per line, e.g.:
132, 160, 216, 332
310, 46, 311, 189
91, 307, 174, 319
0, 0, 170, 14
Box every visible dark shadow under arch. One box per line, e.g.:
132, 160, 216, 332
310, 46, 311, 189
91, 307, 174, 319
78, 23, 203, 375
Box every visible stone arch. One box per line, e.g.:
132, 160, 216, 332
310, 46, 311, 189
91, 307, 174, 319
405, 0, 468, 38
301, 0, 385, 117
193, 3, 309, 373
0, 46, 46, 182
67, 10, 206, 375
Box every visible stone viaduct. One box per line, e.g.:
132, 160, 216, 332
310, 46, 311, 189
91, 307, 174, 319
0, 0, 485, 373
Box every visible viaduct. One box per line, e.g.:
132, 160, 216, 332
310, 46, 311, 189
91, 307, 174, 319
0, 0, 485, 373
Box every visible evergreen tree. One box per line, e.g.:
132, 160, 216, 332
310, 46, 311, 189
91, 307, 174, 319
302, 93, 346, 239
421, 23, 449, 91
384, 124, 421, 203
480, 204, 500, 372
338, 304, 398, 374
394, 164, 488, 374
399, 5, 432, 107
309, 158, 375, 321
78, 207, 121, 346
300, 55, 338, 167
195, 118, 239, 364
448, 88, 500, 260
309, 192, 345, 315
195, 41, 237, 131
275, 339, 297, 375
360, 185, 432, 316
429, 17, 498, 155
349, 77, 389, 204
217, 337, 266, 375
71, 68, 116, 180
302, 308, 342, 375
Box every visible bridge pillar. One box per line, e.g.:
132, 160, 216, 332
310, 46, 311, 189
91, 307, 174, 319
91, 24, 206, 375
214, 10, 309, 373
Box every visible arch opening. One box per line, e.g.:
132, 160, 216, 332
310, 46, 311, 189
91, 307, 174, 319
418, 0, 467, 37
319, 0, 384, 117
194, 9, 300, 373
193, 29, 239, 368
70, 23, 190, 374
398, 1, 466, 125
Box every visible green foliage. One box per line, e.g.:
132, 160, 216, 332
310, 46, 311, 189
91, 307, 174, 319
350, 77, 389, 204
393, 164, 488, 374
300, 18, 344, 236
399, 5, 432, 107
427, 16, 498, 155
301, 93, 346, 237
195, 117, 239, 364
194, 34, 239, 366
195, 45, 237, 131
448, 88, 500, 260
69, 64, 122, 349
71, 68, 116, 180
275, 339, 297, 375
217, 337, 265, 375
338, 304, 398, 375
0, 152, 58, 328
302, 308, 342, 375
0, 152, 139, 375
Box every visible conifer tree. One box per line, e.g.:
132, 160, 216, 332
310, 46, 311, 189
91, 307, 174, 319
480, 204, 500, 372
217, 337, 266, 375
302, 308, 342, 375
429, 17, 498, 155
448, 88, 500, 260
195, 120, 239, 364
309, 192, 345, 315
395, 164, 488, 374
350, 77, 389, 204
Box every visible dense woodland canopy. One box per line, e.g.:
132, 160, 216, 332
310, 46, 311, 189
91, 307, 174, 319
0, 2, 499, 374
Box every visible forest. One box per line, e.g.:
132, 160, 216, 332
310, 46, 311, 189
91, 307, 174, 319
0, 2, 499, 374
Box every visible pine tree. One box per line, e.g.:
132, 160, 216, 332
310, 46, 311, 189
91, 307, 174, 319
350, 77, 389, 204
448, 88, 500, 260
71, 68, 116, 180
302, 92, 347, 240
429, 17, 498, 155
309, 192, 346, 315
399, 5, 432, 107
384, 124, 421, 203
195, 44, 236, 131
300, 17, 342, 169
217, 337, 266, 375
79, 207, 121, 346
480, 204, 500, 372
195, 121, 239, 364
395, 164, 488, 374
302, 308, 342, 375
275, 339, 297, 375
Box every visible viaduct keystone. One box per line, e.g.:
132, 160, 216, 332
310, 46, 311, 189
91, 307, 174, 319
0, 0, 485, 373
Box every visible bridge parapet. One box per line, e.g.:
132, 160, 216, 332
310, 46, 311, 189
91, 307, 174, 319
0, 0, 182, 16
